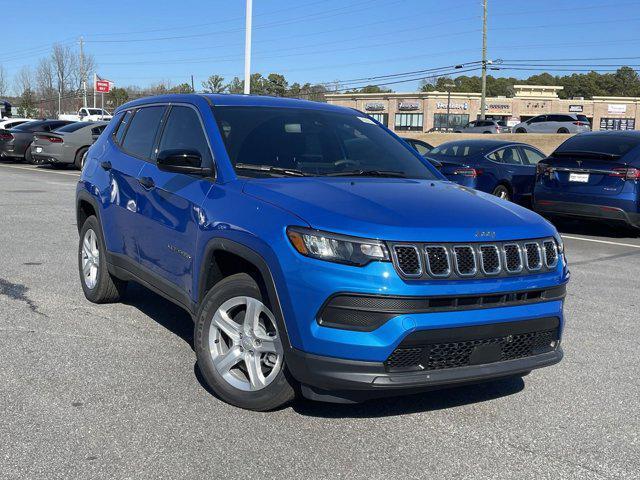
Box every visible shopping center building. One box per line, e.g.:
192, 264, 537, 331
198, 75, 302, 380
325, 85, 639, 132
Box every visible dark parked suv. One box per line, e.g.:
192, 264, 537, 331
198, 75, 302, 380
76, 94, 568, 410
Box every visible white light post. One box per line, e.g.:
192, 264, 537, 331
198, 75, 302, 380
244, 0, 253, 95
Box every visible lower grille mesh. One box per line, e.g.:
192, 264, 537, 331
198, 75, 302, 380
385, 328, 559, 372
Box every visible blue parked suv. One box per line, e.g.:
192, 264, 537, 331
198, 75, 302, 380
76, 94, 568, 410
534, 131, 640, 230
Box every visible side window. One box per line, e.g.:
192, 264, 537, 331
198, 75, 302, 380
91, 125, 107, 136
521, 147, 545, 165
121, 106, 165, 159
500, 147, 523, 165
157, 106, 211, 163
529, 116, 545, 124
413, 142, 430, 156
487, 150, 503, 162
114, 111, 132, 145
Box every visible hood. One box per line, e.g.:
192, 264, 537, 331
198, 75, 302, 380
243, 178, 555, 242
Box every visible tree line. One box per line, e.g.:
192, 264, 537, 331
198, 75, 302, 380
419, 67, 640, 99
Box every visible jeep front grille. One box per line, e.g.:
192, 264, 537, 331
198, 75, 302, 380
389, 238, 559, 280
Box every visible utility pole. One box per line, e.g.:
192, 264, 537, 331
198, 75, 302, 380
80, 36, 87, 108
244, 0, 253, 94
191, 75, 195, 93
480, 0, 488, 120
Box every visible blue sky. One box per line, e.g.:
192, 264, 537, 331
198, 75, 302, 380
3, 0, 640, 92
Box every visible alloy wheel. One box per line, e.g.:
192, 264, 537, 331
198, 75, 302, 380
208, 296, 283, 391
81, 229, 99, 289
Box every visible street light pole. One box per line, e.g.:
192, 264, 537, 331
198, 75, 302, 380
480, 0, 488, 120
243, 0, 253, 95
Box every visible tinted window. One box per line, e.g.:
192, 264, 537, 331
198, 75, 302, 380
14, 121, 46, 132
55, 122, 89, 133
554, 134, 640, 158
529, 116, 545, 124
521, 147, 545, 165
411, 141, 431, 156
114, 111, 132, 145
429, 143, 489, 157
158, 106, 211, 162
121, 106, 165, 159
91, 125, 107, 136
491, 147, 523, 165
576, 115, 590, 124
214, 106, 438, 179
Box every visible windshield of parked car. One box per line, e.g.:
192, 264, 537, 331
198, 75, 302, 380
55, 122, 89, 133
553, 134, 640, 158
86, 108, 108, 115
213, 106, 438, 179
428, 142, 490, 157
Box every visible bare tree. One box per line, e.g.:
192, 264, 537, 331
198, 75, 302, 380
35, 58, 57, 117
14, 66, 34, 96
51, 43, 76, 112
0, 65, 7, 98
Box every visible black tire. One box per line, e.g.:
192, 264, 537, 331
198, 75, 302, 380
194, 273, 296, 411
74, 147, 88, 170
78, 215, 127, 303
24, 143, 35, 164
515, 128, 526, 133
483, 131, 492, 134
557, 128, 569, 134
492, 184, 511, 201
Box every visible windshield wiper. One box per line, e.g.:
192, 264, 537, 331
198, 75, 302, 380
235, 163, 308, 177
325, 169, 406, 178
553, 151, 621, 159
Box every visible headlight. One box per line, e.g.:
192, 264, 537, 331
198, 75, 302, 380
286, 227, 390, 266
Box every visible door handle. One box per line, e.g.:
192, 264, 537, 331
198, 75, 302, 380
100, 161, 112, 171
138, 176, 155, 189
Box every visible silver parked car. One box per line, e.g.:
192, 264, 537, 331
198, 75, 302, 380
454, 119, 510, 134
512, 114, 591, 134
29, 121, 108, 169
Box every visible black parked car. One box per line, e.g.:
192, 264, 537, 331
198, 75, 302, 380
0, 119, 75, 163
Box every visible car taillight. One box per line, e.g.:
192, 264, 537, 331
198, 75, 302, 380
47, 137, 63, 143
573, 121, 589, 126
453, 168, 482, 177
0, 132, 13, 140
536, 162, 552, 176
610, 167, 640, 180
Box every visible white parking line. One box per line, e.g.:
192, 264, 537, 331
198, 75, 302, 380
561, 235, 640, 249
0, 164, 80, 177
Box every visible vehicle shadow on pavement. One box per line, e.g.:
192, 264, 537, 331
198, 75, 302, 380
551, 217, 638, 239
292, 377, 525, 418
122, 282, 194, 348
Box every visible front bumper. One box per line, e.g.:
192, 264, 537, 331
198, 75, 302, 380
288, 345, 563, 402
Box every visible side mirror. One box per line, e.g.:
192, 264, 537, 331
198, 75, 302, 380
157, 149, 213, 176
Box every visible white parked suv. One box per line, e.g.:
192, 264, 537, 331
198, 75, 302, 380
0, 118, 34, 130
512, 114, 591, 134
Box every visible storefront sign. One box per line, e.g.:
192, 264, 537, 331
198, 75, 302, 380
398, 101, 420, 111
487, 103, 510, 111
599, 117, 636, 131
364, 102, 385, 111
569, 105, 584, 113
435, 101, 469, 110
525, 101, 549, 110
608, 104, 627, 114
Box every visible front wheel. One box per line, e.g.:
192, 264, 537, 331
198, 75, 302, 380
515, 128, 526, 134
492, 185, 511, 201
194, 273, 296, 411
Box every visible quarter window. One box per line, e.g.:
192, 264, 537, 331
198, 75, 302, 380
521, 147, 545, 165
121, 106, 166, 159
114, 111, 133, 145
157, 106, 211, 163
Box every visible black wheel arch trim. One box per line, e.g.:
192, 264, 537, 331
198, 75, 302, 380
197, 238, 294, 351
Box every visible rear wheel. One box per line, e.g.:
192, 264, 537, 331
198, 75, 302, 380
492, 184, 511, 201
515, 128, 526, 133
557, 128, 569, 134
74, 147, 88, 170
194, 273, 295, 411
78, 215, 127, 303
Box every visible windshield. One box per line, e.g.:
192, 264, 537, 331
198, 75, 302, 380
554, 134, 640, 158
55, 122, 89, 133
213, 106, 438, 179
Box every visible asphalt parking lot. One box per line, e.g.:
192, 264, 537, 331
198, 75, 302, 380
0, 163, 638, 480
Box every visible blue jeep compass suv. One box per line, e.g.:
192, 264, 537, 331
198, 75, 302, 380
76, 94, 568, 410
